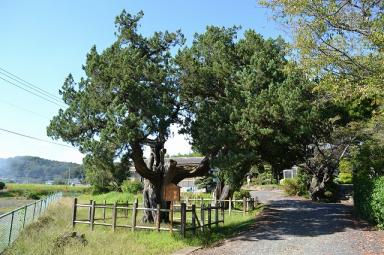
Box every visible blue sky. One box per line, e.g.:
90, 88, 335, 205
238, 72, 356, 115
0, 0, 285, 163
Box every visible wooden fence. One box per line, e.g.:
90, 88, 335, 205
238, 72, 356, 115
71, 197, 257, 237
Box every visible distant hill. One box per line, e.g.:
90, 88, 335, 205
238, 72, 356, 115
0, 156, 84, 183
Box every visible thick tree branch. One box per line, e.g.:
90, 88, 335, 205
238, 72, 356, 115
171, 147, 222, 184
130, 141, 161, 182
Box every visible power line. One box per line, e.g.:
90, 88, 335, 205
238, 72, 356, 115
0, 99, 50, 120
0, 75, 65, 108
0, 67, 62, 102
0, 127, 75, 149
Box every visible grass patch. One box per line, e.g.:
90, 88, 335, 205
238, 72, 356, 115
4, 198, 263, 255
78, 191, 139, 204
4, 184, 90, 199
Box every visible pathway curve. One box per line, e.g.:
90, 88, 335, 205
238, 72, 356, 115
192, 190, 384, 255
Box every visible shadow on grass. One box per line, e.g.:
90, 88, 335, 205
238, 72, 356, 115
177, 205, 264, 247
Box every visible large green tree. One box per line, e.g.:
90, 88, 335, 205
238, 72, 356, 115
47, 11, 217, 222
176, 27, 328, 198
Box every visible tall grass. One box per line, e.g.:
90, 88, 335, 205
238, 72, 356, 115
4, 198, 262, 255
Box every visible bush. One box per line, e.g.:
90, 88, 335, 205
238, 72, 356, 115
336, 172, 353, 184
233, 189, 251, 200
281, 178, 299, 196
25, 191, 41, 200
253, 171, 276, 185
296, 169, 309, 196
353, 141, 384, 228
121, 180, 143, 194
0, 181, 5, 190
233, 189, 251, 208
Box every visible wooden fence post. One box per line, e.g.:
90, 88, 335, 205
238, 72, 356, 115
215, 203, 219, 228
246, 198, 249, 212
72, 198, 77, 228
112, 202, 117, 231
90, 201, 95, 231
221, 201, 224, 223
200, 197, 203, 208
243, 197, 246, 215
103, 200, 106, 222
229, 197, 232, 215
169, 201, 174, 233
207, 204, 211, 230
250, 198, 254, 210
125, 200, 128, 218
180, 203, 186, 237
156, 204, 161, 232
191, 204, 196, 235
200, 204, 205, 231
131, 201, 137, 232
88, 200, 93, 221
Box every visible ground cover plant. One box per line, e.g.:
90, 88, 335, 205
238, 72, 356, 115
4, 198, 262, 255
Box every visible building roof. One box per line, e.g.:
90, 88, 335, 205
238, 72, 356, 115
129, 157, 205, 172
167, 157, 204, 165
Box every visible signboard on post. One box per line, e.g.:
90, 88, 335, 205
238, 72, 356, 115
163, 183, 180, 201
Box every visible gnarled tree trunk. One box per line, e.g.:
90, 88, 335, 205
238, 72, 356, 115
130, 138, 220, 223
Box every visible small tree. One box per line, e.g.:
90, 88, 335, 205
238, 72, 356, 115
0, 181, 5, 190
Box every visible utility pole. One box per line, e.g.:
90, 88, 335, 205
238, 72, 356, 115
67, 168, 71, 186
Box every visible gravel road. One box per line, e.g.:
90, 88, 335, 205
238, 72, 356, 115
192, 190, 384, 255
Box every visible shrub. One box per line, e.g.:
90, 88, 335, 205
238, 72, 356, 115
121, 180, 143, 194
233, 189, 251, 208
353, 141, 384, 228
233, 189, 251, 200
253, 171, 276, 185
336, 172, 353, 184
25, 191, 41, 200
296, 169, 310, 196
281, 178, 299, 196
0, 181, 5, 190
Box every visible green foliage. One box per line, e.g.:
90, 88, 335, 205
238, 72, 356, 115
171, 151, 203, 157
47, 11, 185, 191
296, 169, 309, 196
0, 181, 5, 190
281, 178, 299, 196
254, 172, 275, 185
121, 180, 143, 194
336, 173, 353, 184
194, 176, 217, 192
24, 191, 41, 200
353, 141, 384, 227
233, 189, 251, 200
339, 159, 353, 174
4, 197, 262, 255
282, 170, 309, 197
5, 183, 90, 198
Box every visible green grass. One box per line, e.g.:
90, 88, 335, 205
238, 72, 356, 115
4, 197, 263, 255
4, 183, 90, 199
78, 191, 139, 204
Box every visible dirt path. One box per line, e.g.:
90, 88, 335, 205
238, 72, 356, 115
192, 190, 384, 255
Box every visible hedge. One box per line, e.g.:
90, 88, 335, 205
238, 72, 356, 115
354, 176, 384, 229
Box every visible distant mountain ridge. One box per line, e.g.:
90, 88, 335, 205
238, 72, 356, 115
0, 156, 83, 183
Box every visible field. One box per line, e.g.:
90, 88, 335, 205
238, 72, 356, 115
0, 183, 90, 215
5, 183, 90, 197
0, 198, 34, 215
3, 197, 262, 255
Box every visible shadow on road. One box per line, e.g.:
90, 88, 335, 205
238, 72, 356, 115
235, 199, 370, 242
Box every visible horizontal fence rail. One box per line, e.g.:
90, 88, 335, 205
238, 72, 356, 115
72, 196, 257, 237
0, 192, 62, 253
